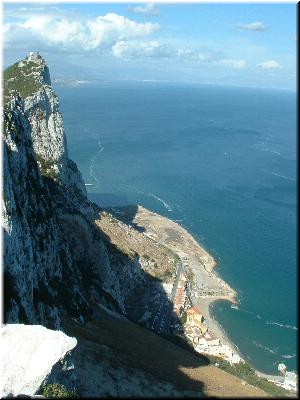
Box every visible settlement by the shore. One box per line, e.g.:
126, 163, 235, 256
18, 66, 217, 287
106, 205, 241, 364
101, 205, 297, 393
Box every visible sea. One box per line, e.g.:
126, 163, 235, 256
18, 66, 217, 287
55, 81, 297, 375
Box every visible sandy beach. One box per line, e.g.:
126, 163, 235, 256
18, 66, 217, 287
199, 298, 243, 358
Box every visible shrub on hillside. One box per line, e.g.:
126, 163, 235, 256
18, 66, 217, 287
41, 383, 77, 398
207, 355, 289, 397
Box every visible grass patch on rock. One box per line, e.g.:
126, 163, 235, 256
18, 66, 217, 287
3, 60, 43, 103
41, 383, 77, 398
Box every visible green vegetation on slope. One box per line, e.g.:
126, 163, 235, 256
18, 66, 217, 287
206, 355, 290, 397
35, 154, 58, 180
160, 332, 289, 397
41, 383, 77, 398
3, 59, 43, 103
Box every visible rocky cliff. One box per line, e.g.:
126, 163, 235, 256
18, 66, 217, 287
2, 54, 161, 329
2, 54, 275, 399
4, 54, 86, 194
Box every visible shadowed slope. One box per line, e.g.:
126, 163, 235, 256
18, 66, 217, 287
63, 311, 268, 398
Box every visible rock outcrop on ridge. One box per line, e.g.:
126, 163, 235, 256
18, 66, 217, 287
4, 53, 86, 194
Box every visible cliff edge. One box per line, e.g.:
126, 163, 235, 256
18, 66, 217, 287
3, 54, 164, 328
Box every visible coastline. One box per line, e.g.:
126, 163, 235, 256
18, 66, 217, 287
200, 298, 243, 358
105, 204, 292, 384
108, 205, 240, 353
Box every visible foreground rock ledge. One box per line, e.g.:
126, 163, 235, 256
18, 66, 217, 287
0, 324, 77, 397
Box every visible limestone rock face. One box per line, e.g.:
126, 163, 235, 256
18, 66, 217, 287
0, 324, 77, 397
2, 55, 148, 328
22, 56, 86, 194
3, 95, 63, 328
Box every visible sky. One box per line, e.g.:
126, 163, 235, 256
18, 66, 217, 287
2, 2, 298, 90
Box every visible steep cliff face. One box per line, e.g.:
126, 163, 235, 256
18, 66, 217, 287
2, 55, 150, 328
4, 54, 86, 194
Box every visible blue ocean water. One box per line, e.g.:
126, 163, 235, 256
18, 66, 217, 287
55, 81, 297, 375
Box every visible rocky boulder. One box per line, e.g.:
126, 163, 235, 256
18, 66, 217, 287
0, 324, 77, 397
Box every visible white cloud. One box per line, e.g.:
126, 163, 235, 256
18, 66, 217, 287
111, 41, 247, 70
112, 40, 173, 59
237, 22, 266, 32
112, 41, 225, 64
2, 7, 260, 74
129, 3, 159, 16
4, 12, 159, 52
257, 60, 282, 69
176, 48, 219, 63
217, 59, 247, 69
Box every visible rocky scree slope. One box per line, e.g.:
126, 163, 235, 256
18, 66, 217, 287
2, 55, 159, 328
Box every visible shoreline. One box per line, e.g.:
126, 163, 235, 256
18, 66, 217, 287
107, 204, 288, 382
108, 205, 239, 347
200, 298, 244, 359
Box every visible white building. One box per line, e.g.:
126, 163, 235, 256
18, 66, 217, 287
27, 51, 40, 61
283, 371, 298, 392
162, 283, 173, 298
195, 344, 209, 353
197, 338, 208, 346
220, 344, 234, 358
230, 353, 242, 364
205, 336, 220, 347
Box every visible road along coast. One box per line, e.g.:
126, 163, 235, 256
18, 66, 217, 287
106, 205, 239, 355
102, 204, 299, 394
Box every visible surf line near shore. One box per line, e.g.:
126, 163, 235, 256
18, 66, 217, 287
101, 204, 292, 381
112, 205, 240, 357
148, 209, 241, 356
